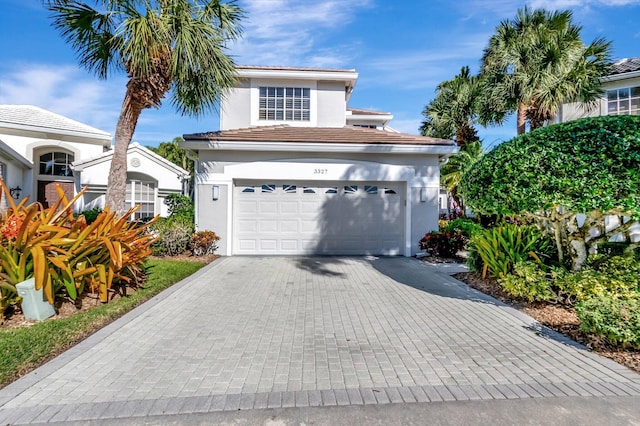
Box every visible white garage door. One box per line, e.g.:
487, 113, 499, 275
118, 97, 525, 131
233, 181, 404, 255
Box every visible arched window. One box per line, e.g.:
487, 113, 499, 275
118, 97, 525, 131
39, 152, 74, 176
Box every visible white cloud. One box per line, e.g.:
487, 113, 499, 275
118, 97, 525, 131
231, 0, 372, 66
0, 63, 123, 134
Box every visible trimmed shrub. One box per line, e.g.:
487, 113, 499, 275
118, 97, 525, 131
190, 231, 220, 256
576, 296, 640, 349
151, 218, 191, 256
498, 261, 555, 302
468, 224, 554, 278
443, 218, 484, 240
77, 207, 102, 224
164, 194, 194, 232
552, 255, 640, 305
419, 231, 465, 258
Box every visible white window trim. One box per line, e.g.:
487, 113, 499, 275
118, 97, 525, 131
606, 86, 640, 116
126, 179, 156, 220
250, 78, 317, 127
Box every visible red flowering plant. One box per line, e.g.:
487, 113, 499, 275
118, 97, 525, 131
418, 230, 465, 258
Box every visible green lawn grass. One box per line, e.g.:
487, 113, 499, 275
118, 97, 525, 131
0, 258, 206, 387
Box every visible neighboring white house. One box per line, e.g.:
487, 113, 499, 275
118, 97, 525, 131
181, 66, 457, 257
0, 105, 188, 218
558, 57, 640, 122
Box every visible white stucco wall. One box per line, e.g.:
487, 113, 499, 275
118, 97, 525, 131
558, 76, 640, 122
316, 81, 347, 127
220, 78, 349, 130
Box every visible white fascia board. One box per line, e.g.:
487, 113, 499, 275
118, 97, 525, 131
238, 68, 358, 84
182, 140, 458, 156
602, 70, 640, 82
346, 114, 394, 122
0, 122, 111, 143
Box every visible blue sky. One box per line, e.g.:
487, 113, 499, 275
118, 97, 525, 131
1, 0, 639, 148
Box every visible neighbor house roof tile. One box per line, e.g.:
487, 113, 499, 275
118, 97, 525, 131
185, 125, 453, 146
608, 58, 640, 75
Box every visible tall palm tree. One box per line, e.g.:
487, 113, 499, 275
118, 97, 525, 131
441, 140, 483, 216
421, 66, 482, 148
46, 0, 243, 215
480, 7, 611, 134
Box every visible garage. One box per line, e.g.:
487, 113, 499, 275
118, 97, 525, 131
233, 180, 405, 255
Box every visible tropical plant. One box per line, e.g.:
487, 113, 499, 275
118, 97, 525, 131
164, 193, 194, 229
468, 224, 554, 278
151, 218, 192, 256
418, 231, 465, 258
0, 180, 157, 305
47, 0, 244, 215
421, 66, 504, 146
480, 7, 612, 134
442, 217, 484, 241
440, 140, 483, 215
499, 261, 555, 302
190, 230, 220, 256
461, 115, 640, 270
576, 296, 640, 349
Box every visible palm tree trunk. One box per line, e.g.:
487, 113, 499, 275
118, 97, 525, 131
105, 84, 144, 216
517, 103, 527, 135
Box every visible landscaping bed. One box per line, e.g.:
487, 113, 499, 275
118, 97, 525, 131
453, 269, 640, 373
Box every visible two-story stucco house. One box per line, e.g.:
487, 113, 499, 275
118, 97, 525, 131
181, 66, 457, 257
558, 57, 640, 122
0, 105, 188, 218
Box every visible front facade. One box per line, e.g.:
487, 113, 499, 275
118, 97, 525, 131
558, 57, 640, 122
183, 66, 457, 257
0, 105, 188, 217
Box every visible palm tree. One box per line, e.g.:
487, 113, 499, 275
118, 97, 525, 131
480, 7, 611, 134
46, 0, 243, 215
441, 140, 483, 216
421, 66, 482, 148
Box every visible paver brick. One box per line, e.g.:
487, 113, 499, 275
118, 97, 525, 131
1, 257, 640, 422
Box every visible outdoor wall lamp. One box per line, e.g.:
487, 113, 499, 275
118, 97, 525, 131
212, 185, 220, 201
9, 186, 21, 199
420, 188, 427, 202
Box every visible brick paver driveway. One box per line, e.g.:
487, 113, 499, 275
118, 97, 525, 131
1, 257, 639, 423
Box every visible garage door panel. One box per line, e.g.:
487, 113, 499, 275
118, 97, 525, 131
260, 239, 277, 250
238, 200, 258, 213
280, 239, 298, 250
280, 219, 299, 233
238, 239, 257, 250
259, 220, 278, 233
234, 180, 404, 255
260, 201, 278, 213
280, 201, 298, 214
238, 219, 258, 233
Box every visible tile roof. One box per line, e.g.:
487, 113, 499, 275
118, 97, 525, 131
608, 58, 640, 75
185, 125, 454, 146
0, 105, 111, 138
